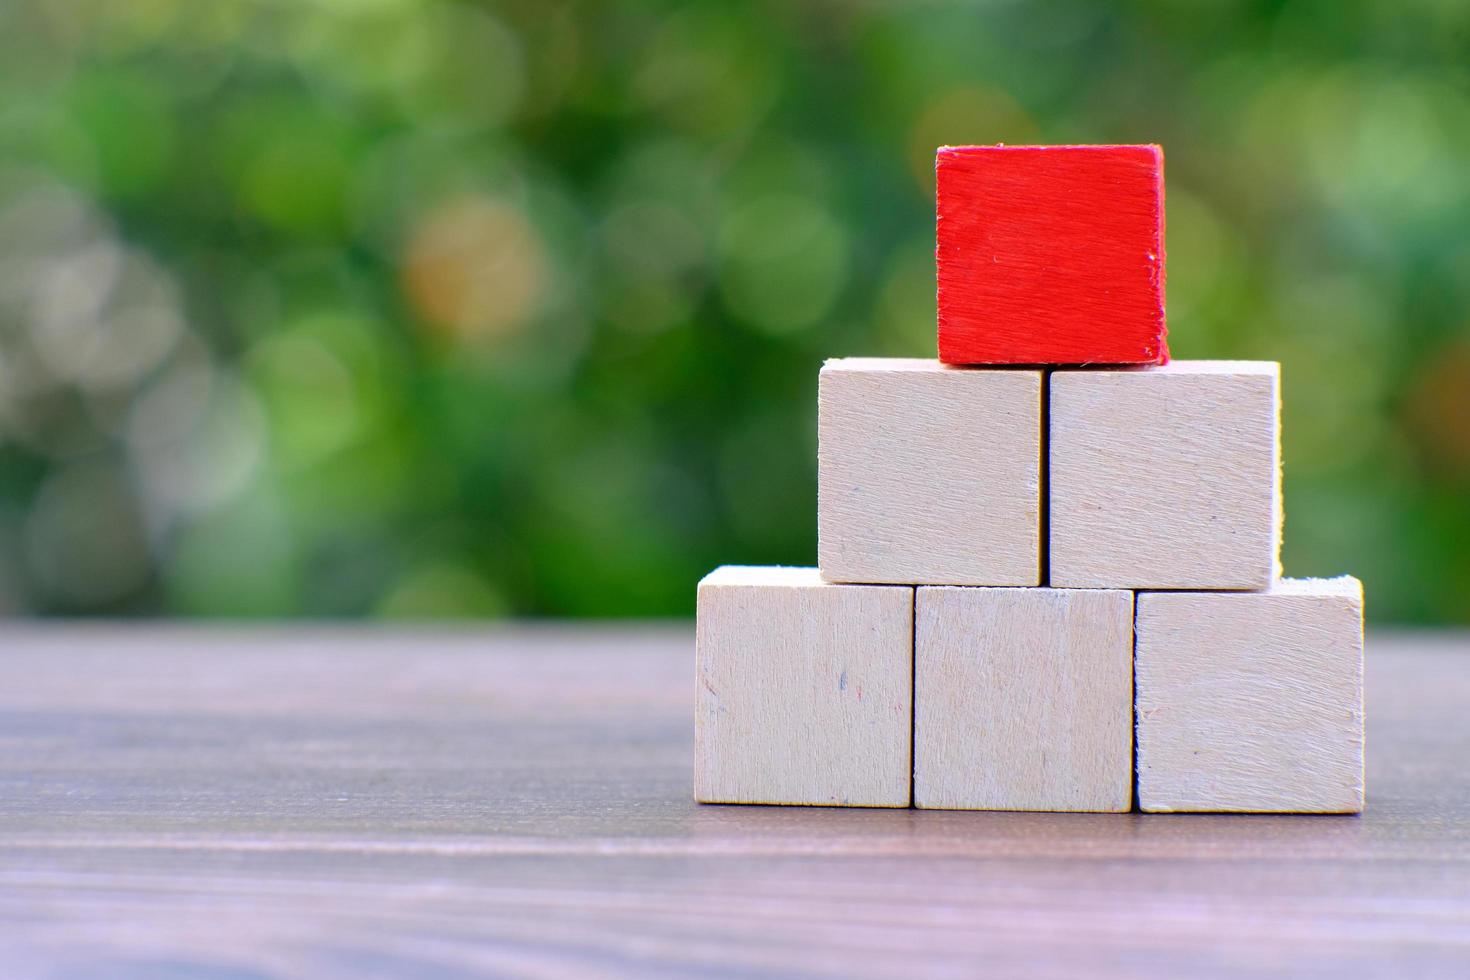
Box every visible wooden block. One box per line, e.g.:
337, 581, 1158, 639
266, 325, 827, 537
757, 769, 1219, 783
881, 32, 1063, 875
914, 586, 1133, 811
818, 358, 1040, 586
694, 566, 913, 807
936, 144, 1166, 366
1050, 360, 1280, 590
1136, 577, 1365, 813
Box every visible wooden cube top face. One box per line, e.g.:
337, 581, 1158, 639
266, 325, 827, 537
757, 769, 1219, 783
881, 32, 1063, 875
1049, 360, 1281, 590
818, 359, 1041, 586
914, 586, 1133, 812
936, 144, 1166, 366
694, 567, 913, 807
1136, 577, 1365, 814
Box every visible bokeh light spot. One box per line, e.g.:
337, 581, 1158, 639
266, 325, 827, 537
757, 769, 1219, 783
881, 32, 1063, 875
401, 195, 547, 343
128, 369, 267, 519
31, 245, 184, 391
241, 123, 353, 239
63, 69, 176, 199
248, 332, 360, 469
1404, 340, 1470, 480
24, 460, 151, 607
394, 7, 526, 130
632, 7, 778, 140
717, 195, 850, 334
908, 86, 1039, 196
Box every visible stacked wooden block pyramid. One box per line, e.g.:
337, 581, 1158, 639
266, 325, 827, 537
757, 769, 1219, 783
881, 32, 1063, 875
695, 145, 1365, 814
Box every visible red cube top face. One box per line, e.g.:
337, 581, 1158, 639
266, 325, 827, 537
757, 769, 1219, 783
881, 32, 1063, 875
936, 144, 1167, 366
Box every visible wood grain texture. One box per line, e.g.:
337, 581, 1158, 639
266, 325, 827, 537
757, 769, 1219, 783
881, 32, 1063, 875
1137, 578, 1365, 813
936, 144, 1167, 366
695, 566, 913, 807
1050, 360, 1281, 590
2, 625, 1469, 978
818, 358, 1040, 586
915, 587, 1133, 812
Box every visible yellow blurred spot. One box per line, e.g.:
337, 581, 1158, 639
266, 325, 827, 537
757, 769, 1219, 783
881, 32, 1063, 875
1405, 339, 1470, 477
908, 86, 1040, 197
400, 195, 546, 343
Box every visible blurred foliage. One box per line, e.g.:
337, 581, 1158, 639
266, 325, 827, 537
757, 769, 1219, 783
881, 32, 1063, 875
0, 0, 1467, 622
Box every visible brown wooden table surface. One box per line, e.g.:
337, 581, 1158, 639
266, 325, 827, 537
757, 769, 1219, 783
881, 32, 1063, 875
1, 625, 1468, 978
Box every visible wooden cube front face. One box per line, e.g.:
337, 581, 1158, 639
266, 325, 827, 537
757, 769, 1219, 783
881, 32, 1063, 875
914, 586, 1134, 812
1050, 361, 1281, 590
936, 144, 1166, 366
1136, 578, 1365, 814
694, 567, 913, 807
818, 359, 1041, 586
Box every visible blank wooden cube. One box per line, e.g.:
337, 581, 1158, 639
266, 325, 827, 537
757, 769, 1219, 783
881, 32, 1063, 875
1136, 577, 1365, 813
694, 566, 912, 807
1050, 360, 1280, 590
819, 358, 1041, 586
914, 586, 1133, 811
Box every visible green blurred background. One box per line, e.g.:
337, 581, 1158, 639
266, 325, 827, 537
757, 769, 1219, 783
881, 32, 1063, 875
0, 0, 1466, 621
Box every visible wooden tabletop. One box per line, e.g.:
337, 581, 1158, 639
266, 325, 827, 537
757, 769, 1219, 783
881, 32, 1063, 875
2, 626, 1468, 978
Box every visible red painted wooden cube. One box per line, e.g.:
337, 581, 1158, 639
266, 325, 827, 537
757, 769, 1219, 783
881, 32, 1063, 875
936, 144, 1167, 365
